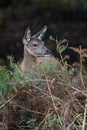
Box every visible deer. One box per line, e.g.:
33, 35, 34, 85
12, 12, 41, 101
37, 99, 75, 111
20, 25, 52, 73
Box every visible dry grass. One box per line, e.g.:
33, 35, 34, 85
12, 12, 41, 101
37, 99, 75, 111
0, 57, 87, 130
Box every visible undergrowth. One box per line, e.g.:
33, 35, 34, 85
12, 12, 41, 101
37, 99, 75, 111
0, 38, 87, 130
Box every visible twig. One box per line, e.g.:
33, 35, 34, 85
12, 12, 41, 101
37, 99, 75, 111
82, 102, 87, 130
16, 105, 45, 115
79, 46, 85, 88
0, 94, 16, 109
41, 65, 58, 114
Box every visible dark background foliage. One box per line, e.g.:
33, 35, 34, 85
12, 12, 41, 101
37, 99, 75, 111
0, 0, 87, 63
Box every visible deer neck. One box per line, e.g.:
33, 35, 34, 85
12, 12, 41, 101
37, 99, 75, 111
23, 47, 36, 72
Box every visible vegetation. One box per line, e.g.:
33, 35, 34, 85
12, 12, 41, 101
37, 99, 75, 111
0, 39, 87, 130
34, 0, 87, 9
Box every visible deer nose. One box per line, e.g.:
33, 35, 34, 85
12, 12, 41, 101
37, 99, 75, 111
45, 49, 52, 55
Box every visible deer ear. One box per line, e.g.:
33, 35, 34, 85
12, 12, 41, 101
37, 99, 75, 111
32, 25, 47, 40
23, 27, 31, 44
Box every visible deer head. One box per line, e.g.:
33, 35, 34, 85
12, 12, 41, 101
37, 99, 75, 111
23, 25, 52, 57
20, 25, 52, 72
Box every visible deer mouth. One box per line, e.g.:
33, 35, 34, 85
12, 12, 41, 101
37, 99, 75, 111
43, 55, 52, 57
37, 54, 52, 57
